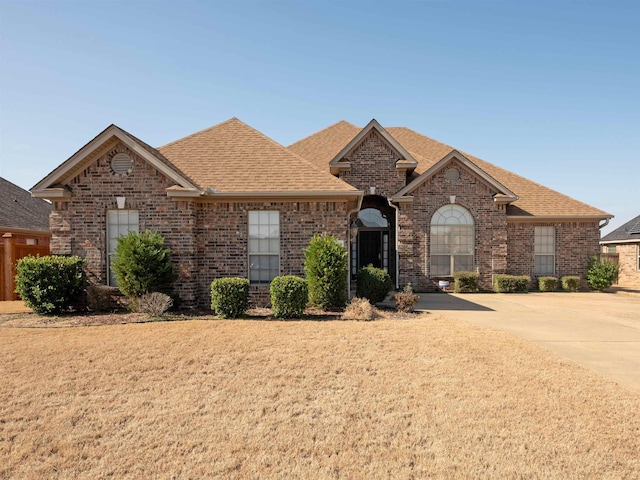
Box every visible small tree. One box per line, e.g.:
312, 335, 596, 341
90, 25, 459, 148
304, 233, 348, 310
15, 255, 86, 315
586, 256, 618, 291
111, 230, 176, 298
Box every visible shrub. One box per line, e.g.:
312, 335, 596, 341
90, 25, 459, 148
392, 292, 419, 313
561, 275, 581, 292
270, 276, 308, 319
538, 276, 558, 292
15, 255, 86, 315
453, 271, 479, 293
86, 284, 120, 312
342, 297, 377, 321
111, 230, 176, 298
493, 275, 530, 293
304, 233, 348, 310
586, 256, 619, 291
356, 265, 393, 304
137, 292, 173, 317
210, 278, 249, 318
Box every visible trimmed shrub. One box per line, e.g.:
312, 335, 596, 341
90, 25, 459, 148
586, 256, 619, 291
538, 276, 558, 292
15, 255, 86, 315
493, 275, 530, 293
111, 231, 176, 298
210, 278, 249, 318
453, 271, 479, 293
137, 292, 173, 317
86, 284, 120, 312
342, 297, 377, 321
304, 233, 348, 310
561, 275, 581, 292
356, 265, 393, 304
270, 275, 308, 319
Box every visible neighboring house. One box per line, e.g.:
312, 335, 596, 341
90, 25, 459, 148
600, 214, 640, 289
1, 177, 51, 300
32, 118, 610, 306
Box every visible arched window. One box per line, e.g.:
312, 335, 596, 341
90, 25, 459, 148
358, 208, 388, 228
430, 204, 474, 276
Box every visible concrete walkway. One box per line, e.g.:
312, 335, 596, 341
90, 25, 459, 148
408, 292, 640, 393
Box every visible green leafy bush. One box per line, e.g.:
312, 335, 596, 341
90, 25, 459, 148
586, 256, 619, 291
356, 265, 393, 304
270, 275, 308, 319
561, 276, 581, 292
210, 278, 249, 318
304, 233, 348, 310
15, 255, 86, 315
111, 231, 176, 298
453, 271, 479, 293
493, 275, 530, 293
538, 276, 558, 292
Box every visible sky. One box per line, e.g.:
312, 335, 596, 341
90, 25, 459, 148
0, 0, 638, 235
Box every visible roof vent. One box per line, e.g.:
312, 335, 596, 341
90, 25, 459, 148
111, 153, 133, 175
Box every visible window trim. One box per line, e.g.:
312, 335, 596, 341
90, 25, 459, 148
248, 210, 280, 285
534, 225, 555, 276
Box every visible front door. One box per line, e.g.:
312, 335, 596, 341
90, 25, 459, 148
359, 231, 382, 270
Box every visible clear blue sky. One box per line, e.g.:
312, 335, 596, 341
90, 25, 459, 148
1, 0, 638, 234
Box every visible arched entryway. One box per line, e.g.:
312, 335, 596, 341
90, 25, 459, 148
351, 195, 396, 285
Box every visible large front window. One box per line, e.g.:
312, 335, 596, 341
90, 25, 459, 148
430, 204, 474, 276
534, 226, 555, 276
248, 211, 280, 284
107, 210, 139, 286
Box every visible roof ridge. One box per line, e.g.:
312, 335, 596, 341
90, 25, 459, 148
157, 117, 241, 150
288, 120, 359, 148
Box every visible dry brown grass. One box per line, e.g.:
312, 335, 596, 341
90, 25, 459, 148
2, 314, 639, 479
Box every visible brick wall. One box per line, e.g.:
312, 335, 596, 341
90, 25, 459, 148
396, 159, 507, 291
507, 220, 601, 287
49, 141, 198, 304
194, 201, 349, 307
339, 130, 406, 197
612, 243, 640, 288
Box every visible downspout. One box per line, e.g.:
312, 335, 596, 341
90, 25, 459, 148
347, 195, 364, 297
599, 218, 610, 229
387, 198, 400, 290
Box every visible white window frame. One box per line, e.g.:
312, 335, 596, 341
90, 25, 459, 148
430, 204, 474, 276
248, 211, 280, 284
107, 209, 139, 286
534, 226, 555, 276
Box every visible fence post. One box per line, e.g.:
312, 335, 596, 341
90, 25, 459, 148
2, 233, 16, 301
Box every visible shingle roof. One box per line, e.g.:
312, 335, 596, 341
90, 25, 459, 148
0, 177, 51, 232
289, 122, 610, 218
158, 118, 358, 194
600, 214, 640, 243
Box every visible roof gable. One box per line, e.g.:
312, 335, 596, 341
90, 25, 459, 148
0, 177, 51, 232
601, 214, 640, 243
158, 118, 358, 195
392, 150, 518, 203
32, 124, 199, 199
328, 119, 418, 175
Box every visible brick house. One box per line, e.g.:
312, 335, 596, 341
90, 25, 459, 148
1, 177, 51, 300
600, 214, 640, 289
32, 118, 610, 306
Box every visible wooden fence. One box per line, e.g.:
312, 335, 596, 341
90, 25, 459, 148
1, 236, 50, 301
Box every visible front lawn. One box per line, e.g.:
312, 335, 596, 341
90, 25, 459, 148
1, 314, 639, 478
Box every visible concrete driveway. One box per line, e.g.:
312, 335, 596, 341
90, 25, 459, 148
413, 292, 640, 393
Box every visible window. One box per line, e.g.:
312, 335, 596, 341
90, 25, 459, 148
534, 226, 555, 276
607, 246, 617, 254
430, 205, 474, 276
637, 245, 640, 271
107, 210, 139, 286
248, 211, 279, 284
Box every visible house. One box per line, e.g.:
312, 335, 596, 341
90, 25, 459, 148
600, 214, 640, 289
1, 177, 51, 300
32, 118, 610, 306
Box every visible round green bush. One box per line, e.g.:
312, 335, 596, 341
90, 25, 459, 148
356, 265, 393, 304
270, 275, 308, 319
15, 255, 86, 315
210, 278, 249, 318
586, 256, 618, 291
